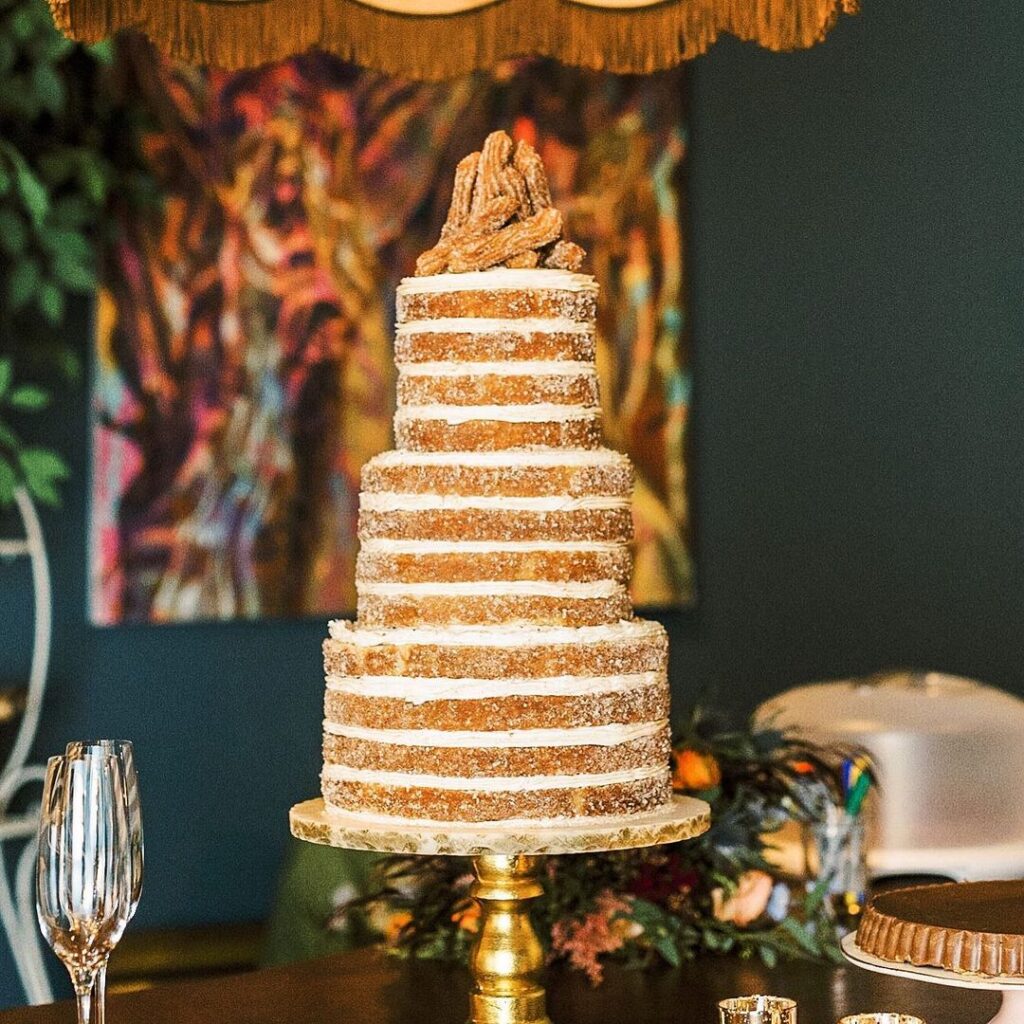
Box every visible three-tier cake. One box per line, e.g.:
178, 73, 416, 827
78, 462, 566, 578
319, 132, 672, 825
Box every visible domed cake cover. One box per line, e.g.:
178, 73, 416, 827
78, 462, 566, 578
757, 672, 1024, 861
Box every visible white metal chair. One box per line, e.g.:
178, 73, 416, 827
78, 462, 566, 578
0, 487, 54, 1004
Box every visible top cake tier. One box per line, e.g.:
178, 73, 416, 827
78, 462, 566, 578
394, 269, 600, 453
397, 268, 598, 323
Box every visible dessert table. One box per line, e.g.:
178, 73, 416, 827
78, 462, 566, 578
0, 947, 999, 1024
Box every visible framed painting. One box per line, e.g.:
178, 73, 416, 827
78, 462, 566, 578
90, 43, 694, 623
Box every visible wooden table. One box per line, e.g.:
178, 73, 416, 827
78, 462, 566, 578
0, 947, 1000, 1024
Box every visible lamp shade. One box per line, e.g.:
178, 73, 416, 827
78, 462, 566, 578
48, 0, 858, 76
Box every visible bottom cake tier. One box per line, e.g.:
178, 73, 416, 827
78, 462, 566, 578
319, 618, 673, 824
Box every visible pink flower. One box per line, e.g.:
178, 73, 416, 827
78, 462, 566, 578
711, 870, 774, 927
550, 891, 633, 985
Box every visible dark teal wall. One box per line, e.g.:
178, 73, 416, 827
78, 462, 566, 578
1, 0, 1022, 1006
676, 0, 1023, 708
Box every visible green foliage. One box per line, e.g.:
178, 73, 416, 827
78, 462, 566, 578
0, 0, 154, 508
0, 357, 68, 505
342, 712, 850, 983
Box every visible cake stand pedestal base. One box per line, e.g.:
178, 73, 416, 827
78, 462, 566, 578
290, 796, 710, 1024
469, 854, 548, 1024
843, 933, 1024, 1024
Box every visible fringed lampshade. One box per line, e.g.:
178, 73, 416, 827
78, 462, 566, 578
47, 0, 858, 76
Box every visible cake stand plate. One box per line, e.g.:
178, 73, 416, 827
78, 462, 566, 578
289, 794, 710, 856
290, 795, 709, 1024
842, 933, 1024, 1024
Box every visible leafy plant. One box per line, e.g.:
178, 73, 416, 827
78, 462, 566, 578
0, 357, 68, 505
334, 711, 855, 983
0, 0, 154, 507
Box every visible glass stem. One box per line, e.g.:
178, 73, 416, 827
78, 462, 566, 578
71, 969, 96, 1024
93, 964, 107, 1024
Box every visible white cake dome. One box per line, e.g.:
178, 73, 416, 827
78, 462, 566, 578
757, 671, 1024, 881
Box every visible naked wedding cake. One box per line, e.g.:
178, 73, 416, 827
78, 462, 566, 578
320, 132, 672, 824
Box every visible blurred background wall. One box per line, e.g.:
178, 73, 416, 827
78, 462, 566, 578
1, 0, 1021, 1004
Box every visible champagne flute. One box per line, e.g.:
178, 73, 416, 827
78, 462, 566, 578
36, 753, 133, 1024
65, 741, 144, 1015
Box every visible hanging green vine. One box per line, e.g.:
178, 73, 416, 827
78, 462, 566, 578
0, 0, 153, 507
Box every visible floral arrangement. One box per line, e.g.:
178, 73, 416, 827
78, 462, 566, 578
331, 710, 849, 983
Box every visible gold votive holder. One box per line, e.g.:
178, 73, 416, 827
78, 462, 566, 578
719, 995, 798, 1023
837, 1016, 926, 1024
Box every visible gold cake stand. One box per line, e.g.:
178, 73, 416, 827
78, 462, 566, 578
290, 795, 710, 1024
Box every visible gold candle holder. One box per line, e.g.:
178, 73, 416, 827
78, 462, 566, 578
719, 995, 798, 1024
838, 1016, 926, 1024
290, 796, 710, 1024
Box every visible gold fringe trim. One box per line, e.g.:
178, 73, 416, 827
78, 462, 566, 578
48, 0, 858, 76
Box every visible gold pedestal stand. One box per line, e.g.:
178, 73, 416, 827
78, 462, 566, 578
290, 796, 710, 1024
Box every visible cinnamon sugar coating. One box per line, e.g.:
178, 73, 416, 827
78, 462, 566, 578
360, 454, 632, 498
395, 416, 602, 452
323, 730, 669, 778
395, 327, 595, 363
324, 681, 669, 732
397, 287, 596, 323
397, 369, 599, 408
356, 546, 631, 585
358, 507, 633, 544
357, 591, 632, 629
322, 622, 668, 680
322, 773, 670, 823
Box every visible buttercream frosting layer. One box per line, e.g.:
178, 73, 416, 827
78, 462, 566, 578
398, 360, 595, 376
325, 670, 663, 702
321, 805, 633, 830
323, 720, 665, 747
359, 538, 625, 553
322, 762, 663, 792
396, 317, 591, 336
358, 580, 623, 597
360, 493, 627, 512
398, 269, 598, 295
396, 403, 599, 424
327, 619, 662, 648
365, 449, 625, 467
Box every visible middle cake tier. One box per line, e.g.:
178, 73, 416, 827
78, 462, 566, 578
356, 448, 634, 628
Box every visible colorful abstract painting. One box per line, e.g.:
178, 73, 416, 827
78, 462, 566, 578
90, 41, 694, 624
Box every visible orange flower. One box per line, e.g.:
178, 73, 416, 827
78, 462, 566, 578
451, 900, 482, 933
672, 748, 721, 791
711, 870, 774, 927
383, 910, 413, 946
